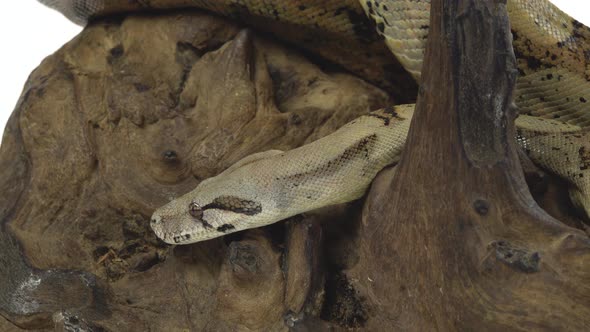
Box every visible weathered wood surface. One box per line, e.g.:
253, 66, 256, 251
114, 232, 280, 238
0, 11, 390, 331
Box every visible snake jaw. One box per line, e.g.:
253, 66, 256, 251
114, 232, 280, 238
151, 193, 256, 244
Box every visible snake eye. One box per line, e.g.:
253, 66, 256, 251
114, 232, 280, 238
188, 202, 203, 219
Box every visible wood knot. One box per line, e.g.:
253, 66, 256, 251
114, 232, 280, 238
228, 242, 262, 276
418, 84, 427, 96
473, 199, 490, 215
490, 240, 540, 273
161, 150, 179, 164
288, 113, 302, 126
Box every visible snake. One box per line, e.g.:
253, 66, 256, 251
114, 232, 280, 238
38, 0, 590, 244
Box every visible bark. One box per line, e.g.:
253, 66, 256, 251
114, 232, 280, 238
351, 0, 590, 330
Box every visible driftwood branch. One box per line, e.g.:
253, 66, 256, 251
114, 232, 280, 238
354, 0, 590, 330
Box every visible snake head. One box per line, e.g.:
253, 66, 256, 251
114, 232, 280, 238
151, 192, 263, 244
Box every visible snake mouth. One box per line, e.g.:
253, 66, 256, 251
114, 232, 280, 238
152, 228, 186, 245
150, 214, 208, 244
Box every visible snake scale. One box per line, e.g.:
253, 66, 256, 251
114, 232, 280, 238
39, 0, 590, 244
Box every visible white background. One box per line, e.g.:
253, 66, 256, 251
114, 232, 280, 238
0, 1, 589, 138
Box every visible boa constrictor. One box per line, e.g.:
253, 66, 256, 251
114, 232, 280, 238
38, 0, 590, 244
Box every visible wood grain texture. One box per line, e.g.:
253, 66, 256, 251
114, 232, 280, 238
0, 11, 390, 331
350, 0, 590, 330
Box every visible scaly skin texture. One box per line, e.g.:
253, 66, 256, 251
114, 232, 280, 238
151, 106, 585, 244
151, 106, 413, 243
36, 0, 590, 243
